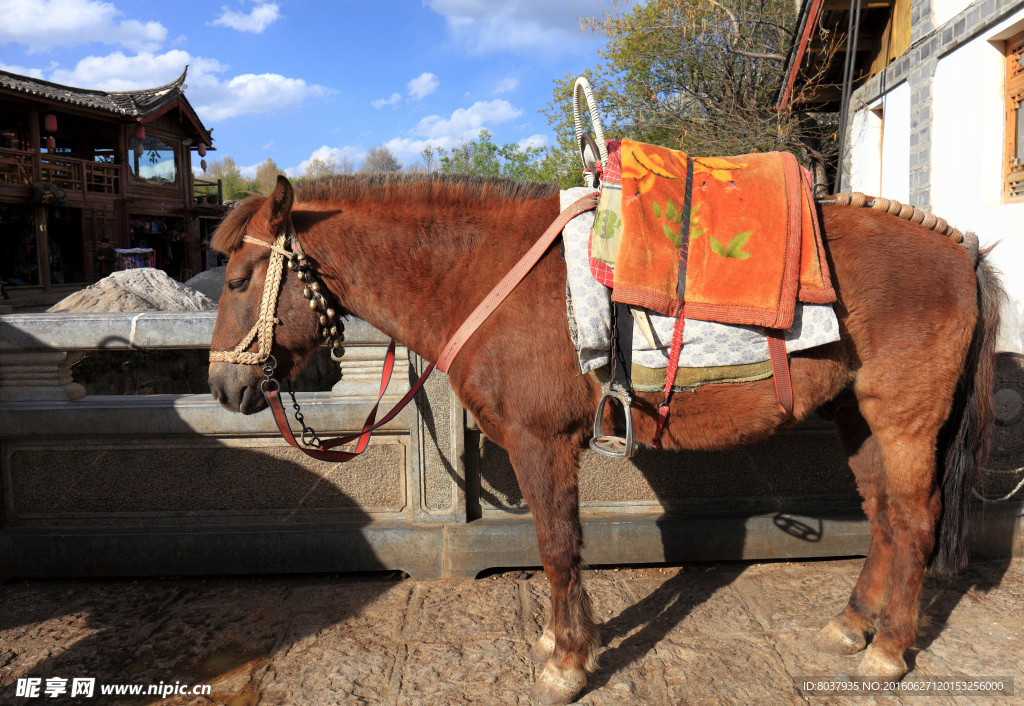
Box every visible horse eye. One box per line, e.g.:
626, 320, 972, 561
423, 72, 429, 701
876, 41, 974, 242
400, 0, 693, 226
227, 278, 250, 291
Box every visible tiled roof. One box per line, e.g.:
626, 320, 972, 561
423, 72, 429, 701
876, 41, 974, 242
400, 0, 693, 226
0, 67, 189, 118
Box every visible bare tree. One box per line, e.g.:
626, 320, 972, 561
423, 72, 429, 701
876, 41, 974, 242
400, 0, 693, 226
545, 0, 841, 189
255, 158, 285, 195
207, 155, 241, 181
305, 153, 355, 179
360, 145, 402, 173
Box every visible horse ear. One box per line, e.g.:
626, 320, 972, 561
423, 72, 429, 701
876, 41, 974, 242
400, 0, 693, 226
261, 175, 294, 235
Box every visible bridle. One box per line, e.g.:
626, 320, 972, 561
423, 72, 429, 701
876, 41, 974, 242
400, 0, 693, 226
209, 222, 345, 367
209, 194, 599, 463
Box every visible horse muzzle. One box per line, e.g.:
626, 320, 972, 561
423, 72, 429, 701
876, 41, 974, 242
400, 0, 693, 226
209, 362, 268, 415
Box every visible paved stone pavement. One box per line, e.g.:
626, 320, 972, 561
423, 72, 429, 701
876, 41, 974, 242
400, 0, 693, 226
0, 558, 1021, 704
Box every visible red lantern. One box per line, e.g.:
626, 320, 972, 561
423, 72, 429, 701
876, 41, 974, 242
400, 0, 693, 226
134, 143, 144, 157
197, 142, 207, 157
46, 136, 55, 150
200, 159, 207, 171
134, 124, 146, 141
43, 114, 57, 133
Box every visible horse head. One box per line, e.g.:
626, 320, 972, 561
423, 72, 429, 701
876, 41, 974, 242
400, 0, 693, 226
208, 176, 327, 414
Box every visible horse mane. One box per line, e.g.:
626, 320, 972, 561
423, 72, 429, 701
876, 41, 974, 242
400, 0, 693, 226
294, 172, 558, 207
210, 173, 559, 255
210, 196, 264, 254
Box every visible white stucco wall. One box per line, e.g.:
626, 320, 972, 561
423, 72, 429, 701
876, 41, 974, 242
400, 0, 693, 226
848, 83, 911, 202
848, 108, 882, 195
933, 0, 974, 29
879, 82, 911, 203
932, 10, 1024, 352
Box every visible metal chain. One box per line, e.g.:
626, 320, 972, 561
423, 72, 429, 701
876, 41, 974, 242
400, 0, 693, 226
286, 380, 321, 448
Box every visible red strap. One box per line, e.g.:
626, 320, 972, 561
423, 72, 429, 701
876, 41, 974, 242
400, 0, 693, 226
767, 329, 794, 422
266, 339, 435, 462
651, 307, 686, 449
436, 193, 599, 372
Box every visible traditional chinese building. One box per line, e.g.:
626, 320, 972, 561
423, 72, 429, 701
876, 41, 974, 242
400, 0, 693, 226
0, 67, 225, 306
782, 0, 1024, 353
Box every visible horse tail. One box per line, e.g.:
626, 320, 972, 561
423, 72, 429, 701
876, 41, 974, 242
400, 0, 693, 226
932, 244, 1005, 575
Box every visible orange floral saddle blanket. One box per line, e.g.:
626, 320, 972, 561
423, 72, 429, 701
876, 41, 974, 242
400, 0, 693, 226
590, 139, 836, 329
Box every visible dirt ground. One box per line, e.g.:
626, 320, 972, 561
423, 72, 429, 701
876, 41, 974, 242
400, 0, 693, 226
1, 558, 1021, 704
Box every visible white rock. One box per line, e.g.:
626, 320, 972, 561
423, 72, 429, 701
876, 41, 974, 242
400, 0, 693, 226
185, 266, 226, 303
48, 268, 217, 313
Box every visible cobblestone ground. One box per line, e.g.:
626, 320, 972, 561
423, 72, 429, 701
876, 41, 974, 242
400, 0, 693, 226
1, 558, 1021, 704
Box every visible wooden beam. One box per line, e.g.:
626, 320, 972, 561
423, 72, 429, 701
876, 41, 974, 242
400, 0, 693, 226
822, 0, 893, 10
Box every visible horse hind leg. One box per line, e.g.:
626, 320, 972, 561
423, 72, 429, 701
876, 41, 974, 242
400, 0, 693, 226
854, 410, 942, 679
506, 432, 599, 705
816, 402, 893, 655
843, 368, 950, 679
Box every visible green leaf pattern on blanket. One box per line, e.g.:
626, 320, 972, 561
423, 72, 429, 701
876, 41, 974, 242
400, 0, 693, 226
688, 203, 705, 241
651, 197, 753, 258
710, 231, 753, 259
652, 198, 685, 246
594, 209, 621, 240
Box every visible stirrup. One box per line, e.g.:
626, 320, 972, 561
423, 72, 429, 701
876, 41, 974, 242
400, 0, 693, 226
590, 381, 637, 458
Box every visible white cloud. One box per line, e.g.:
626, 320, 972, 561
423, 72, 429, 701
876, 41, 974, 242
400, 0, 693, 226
0, 62, 48, 79
25, 50, 332, 123
197, 72, 331, 121
492, 77, 519, 94
376, 99, 528, 163
518, 134, 547, 150
407, 72, 439, 100
211, 1, 281, 34
288, 144, 365, 177
426, 0, 622, 53
383, 136, 451, 163
372, 92, 402, 109
413, 99, 521, 140
47, 50, 225, 90
0, 0, 167, 52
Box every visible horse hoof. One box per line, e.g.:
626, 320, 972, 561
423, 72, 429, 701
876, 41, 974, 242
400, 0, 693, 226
855, 645, 907, 679
815, 618, 867, 655
530, 661, 586, 705
531, 628, 556, 665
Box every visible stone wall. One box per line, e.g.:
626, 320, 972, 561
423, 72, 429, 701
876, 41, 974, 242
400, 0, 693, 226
1, 312, 1021, 578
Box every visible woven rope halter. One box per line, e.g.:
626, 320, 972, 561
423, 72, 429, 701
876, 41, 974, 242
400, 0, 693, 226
209, 231, 344, 365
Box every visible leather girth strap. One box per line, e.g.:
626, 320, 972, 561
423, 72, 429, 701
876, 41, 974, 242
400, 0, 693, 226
767, 328, 794, 422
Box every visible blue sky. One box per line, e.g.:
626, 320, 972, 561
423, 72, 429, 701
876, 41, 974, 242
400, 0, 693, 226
0, 0, 630, 177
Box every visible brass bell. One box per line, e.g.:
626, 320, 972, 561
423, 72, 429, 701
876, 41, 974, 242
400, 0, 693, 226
329, 326, 338, 337
287, 259, 298, 271
297, 253, 306, 261
319, 314, 328, 326
326, 308, 336, 319
332, 339, 342, 349
302, 287, 311, 299
308, 299, 318, 310
322, 328, 329, 338
310, 281, 320, 292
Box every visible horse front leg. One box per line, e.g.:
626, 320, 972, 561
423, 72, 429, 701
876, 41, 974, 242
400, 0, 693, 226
507, 431, 599, 705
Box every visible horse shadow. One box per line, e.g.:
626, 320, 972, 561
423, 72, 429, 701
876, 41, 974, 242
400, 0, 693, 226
0, 445, 405, 705
473, 424, 1019, 695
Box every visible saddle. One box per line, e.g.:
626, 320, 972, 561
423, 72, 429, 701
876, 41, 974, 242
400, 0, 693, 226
571, 77, 836, 457
584, 139, 836, 457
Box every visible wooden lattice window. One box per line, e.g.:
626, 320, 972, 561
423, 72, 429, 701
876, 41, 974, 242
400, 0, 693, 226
1006, 30, 1024, 202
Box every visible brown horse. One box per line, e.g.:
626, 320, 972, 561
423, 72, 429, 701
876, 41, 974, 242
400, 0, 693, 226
208, 174, 1002, 705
